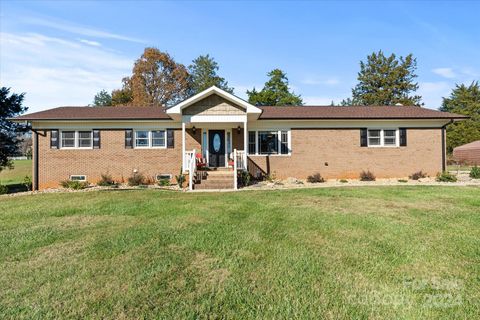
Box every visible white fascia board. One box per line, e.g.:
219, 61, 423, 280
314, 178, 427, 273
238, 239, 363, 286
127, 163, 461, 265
30, 120, 182, 130
167, 86, 261, 115
248, 119, 451, 130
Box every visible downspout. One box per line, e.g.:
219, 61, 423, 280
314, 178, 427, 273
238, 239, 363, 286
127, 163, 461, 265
441, 120, 454, 172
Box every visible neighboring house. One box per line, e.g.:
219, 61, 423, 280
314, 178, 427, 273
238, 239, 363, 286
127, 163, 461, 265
453, 140, 480, 165
12, 86, 467, 190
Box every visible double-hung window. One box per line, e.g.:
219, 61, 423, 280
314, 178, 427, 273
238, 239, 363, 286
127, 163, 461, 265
367, 129, 398, 147
151, 130, 166, 147
134, 130, 166, 148
60, 131, 92, 148
61, 131, 76, 148
248, 130, 290, 155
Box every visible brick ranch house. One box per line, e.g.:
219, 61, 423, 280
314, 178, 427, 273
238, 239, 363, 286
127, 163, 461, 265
12, 86, 467, 190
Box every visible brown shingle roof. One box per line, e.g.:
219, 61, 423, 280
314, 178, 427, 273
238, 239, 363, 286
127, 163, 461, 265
453, 140, 480, 150
258, 106, 467, 120
12, 106, 172, 121
12, 105, 467, 121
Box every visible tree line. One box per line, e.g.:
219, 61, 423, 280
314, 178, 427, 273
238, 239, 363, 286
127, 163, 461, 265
1, 49, 479, 173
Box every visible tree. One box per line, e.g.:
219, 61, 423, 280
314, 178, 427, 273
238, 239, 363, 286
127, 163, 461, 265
440, 82, 480, 153
350, 51, 422, 106
129, 47, 190, 107
0, 87, 28, 172
93, 90, 112, 106
188, 54, 233, 94
111, 77, 133, 106
247, 69, 303, 106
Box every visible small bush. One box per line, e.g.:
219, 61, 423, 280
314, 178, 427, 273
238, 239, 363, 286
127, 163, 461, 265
60, 180, 89, 190
127, 172, 145, 186
175, 168, 186, 188
436, 171, 457, 182
409, 170, 427, 180
158, 178, 170, 186
97, 173, 117, 187
266, 171, 277, 182
238, 171, 251, 187
0, 184, 8, 195
339, 179, 348, 183
469, 165, 480, 179
307, 173, 325, 183
360, 170, 376, 181
23, 176, 32, 191
398, 179, 408, 183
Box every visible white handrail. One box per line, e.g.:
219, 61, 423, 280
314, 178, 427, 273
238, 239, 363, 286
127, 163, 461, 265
188, 149, 196, 191
233, 149, 238, 190
184, 150, 194, 172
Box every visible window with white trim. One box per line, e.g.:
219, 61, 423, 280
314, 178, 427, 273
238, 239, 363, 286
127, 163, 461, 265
134, 130, 167, 148
367, 129, 398, 147
70, 175, 86, 181
60, 131, 92, 148
248, 130, 290, 155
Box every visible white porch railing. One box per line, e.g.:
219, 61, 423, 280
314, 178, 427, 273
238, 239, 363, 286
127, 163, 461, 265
233, 149, 247, 190
188, 149, 196, 191
184, 150, 194, 172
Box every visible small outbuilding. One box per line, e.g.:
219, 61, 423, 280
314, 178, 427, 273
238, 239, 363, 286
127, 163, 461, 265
453, 140, 480, 165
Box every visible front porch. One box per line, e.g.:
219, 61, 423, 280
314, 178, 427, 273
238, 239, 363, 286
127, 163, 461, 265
166, 86, 263, 190
181, 124, 247, 191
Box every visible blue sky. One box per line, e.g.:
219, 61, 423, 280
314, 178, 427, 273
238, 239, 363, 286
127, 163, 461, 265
1, 0, 479, 112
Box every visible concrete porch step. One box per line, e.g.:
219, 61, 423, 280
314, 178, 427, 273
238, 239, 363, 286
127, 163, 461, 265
194, 181, 234, 190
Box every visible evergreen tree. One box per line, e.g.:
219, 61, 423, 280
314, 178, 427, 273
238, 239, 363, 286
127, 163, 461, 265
189, 54, 233, 94
247, 69, 303, 106
440, 82, 480, 153
350, 51, 422, 106
92, 90, 112, 106
0, 87, 28, 172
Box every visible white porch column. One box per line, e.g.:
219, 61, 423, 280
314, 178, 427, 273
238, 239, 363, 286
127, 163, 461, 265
243, 120, 248, 170
182, 122, 186, 172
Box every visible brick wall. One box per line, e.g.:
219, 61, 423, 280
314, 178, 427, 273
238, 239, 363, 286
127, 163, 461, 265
35, 127, 444, 189
37, 129, 190, 189
248, 128, 443, 179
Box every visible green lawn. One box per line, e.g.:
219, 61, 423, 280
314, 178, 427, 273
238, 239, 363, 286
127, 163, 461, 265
0, 187, 479, 319
0, 160, 32, 192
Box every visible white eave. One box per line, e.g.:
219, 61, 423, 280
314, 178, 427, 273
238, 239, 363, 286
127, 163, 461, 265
166, 86, 262, 116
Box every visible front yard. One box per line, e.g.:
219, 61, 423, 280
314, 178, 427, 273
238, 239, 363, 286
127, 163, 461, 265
0, 186, 479, 318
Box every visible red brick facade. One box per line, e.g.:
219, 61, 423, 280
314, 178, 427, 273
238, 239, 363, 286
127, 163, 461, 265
33, 127, 444, 189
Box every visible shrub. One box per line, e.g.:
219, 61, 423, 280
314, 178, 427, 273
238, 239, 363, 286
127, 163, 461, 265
436, 171, 457, 182
127, 172, 145, 186
60, 180, 89, 190
23, 176, 32, 191
0, 184, 8, 195
238, 171, 251, 187
469, 165, 480, 179
339, 179, 348, 183
398, 179, 408, 183
307, 173, 325, 183
97, 173, 117, 187
175, 168, 186, 188
409, 170, 427, 180
158, 178, 170, 186
360, 170, 376, 181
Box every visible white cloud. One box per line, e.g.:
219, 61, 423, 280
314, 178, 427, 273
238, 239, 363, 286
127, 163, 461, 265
22, 16, 145, 43
418, 81, 451, 108
78, 39, 101, 47
432, 67, 456, 79
301, 77, 340, 86
0, 32, 133, 111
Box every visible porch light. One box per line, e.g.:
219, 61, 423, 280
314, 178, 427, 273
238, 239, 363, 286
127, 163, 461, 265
192, 126, 196, 134
237, 125, 241, 134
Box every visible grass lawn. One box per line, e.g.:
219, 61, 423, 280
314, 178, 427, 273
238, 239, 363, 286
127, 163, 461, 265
0, 186, 479, 319
0, 160, 32, 192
